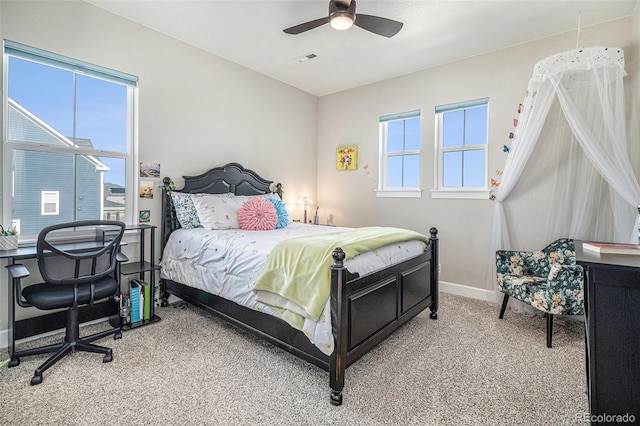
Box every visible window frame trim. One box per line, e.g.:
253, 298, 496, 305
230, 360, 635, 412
378, 110, 422, 193
433, 99, 489, 199
2, 40, 139, 241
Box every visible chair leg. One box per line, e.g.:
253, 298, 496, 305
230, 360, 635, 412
499, 294, 509, 319
9, 341, 66, 368
546, 313, 553, 348
31, 342, 74, 385
74, 341, 113, 363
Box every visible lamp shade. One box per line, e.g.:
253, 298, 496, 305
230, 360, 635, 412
330, 14, 354, 30
298, 196, 314, 205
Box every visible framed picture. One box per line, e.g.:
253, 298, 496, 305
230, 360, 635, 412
336, 145, 358, 171
139, 162, 160, 178
139, 210, 150, 223
139, 180, 154, 199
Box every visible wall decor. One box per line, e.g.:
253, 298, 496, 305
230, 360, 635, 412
139, 180, 154, 199
139, 210, 150, 223
336, 145, 358, 171
140, 162, 160, 178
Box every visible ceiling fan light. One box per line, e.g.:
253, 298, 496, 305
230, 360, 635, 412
330, 14, 354, 31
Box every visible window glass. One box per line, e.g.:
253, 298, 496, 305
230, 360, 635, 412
464, 107, 487, 146
76, 74, 128, 152
379, 110, 421, 192
4, 42, 137, 239
443, 110, 464, 147
436, 99, 488, 193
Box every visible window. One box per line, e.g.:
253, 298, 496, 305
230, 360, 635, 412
433, 98, 489, 199
41, 191, 59, 215
377, 110, 421, 198
3, 41, 138, 239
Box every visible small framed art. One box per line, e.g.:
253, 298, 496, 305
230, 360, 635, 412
336, 145, 357, 171
139, 210, 150, 223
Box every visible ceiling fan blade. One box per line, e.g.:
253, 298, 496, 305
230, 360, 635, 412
354, 14, 403, 38
283, 17, 331, 35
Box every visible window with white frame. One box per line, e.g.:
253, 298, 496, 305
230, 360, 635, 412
433, 98, 489, 199
377, 110, 421, 198
41, 191, 59, 215
3, 41, 138, 239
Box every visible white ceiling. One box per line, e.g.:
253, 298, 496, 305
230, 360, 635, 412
86, 0, 638, 96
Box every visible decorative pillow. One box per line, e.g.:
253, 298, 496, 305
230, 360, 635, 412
171, 192, 201, 229
237, 198, 278, 231
266, 197, 289, 229
192, 195, 243, 230
171, 192, 233, 229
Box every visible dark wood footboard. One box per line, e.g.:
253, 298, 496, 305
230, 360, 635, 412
159, 163, 439, 405
329, 227, 438, 405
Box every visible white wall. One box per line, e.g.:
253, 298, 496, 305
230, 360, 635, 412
0, 0, 317, 335
317, 17, 637, 298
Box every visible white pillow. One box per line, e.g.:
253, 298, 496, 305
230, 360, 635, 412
193, 194, 243, 230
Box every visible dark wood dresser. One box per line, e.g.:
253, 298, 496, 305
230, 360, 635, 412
576, 242, 640, 423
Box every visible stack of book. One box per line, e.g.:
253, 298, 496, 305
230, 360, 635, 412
124, 280, 151, 323
583, 242, 640, 255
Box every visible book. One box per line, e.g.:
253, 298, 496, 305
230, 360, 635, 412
583, 242, 640, 255
143, 281, 151, 321
130, 281, 141, 323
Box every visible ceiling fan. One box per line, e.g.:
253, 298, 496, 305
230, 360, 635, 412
283, 0, 403, 38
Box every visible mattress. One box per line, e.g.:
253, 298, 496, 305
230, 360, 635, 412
160, 222, 426, 354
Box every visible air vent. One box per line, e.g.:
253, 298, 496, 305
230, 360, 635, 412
296, 53, 317, 63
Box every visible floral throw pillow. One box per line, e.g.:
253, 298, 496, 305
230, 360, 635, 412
170, 192, 201, 229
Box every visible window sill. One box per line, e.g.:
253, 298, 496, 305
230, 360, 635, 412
430, 189, 491, 200
375, 189, 422, 198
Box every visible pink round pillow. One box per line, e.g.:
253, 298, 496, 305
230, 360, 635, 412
237, 197, 278, 231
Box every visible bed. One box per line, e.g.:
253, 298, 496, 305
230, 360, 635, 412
159, 162, 439, 405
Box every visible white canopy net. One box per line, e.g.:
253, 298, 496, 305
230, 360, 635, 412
491, 47, 640, 300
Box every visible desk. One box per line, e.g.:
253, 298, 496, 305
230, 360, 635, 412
575, 242, 640, 422
1, 241, 119, 358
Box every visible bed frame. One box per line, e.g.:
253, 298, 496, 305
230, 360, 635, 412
160, 162, 439, 405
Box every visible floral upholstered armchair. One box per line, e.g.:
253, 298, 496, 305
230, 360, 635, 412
496, 238, 584, 348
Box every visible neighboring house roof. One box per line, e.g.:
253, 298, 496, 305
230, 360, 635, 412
104, 182, 126, 195
104, 199, 125, 208
7, 98, 109, 171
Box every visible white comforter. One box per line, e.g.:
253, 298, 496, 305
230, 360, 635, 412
160, 222, 426, 354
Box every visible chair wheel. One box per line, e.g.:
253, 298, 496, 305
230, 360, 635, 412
8, 358, 20, 368
114, 331, 122, 340
103, 352, 113, 363
31, 374, 43, 385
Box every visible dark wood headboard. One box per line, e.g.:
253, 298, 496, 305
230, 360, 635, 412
161, 162, 274, 249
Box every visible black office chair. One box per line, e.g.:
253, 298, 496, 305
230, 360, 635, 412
7, 220, 127, 385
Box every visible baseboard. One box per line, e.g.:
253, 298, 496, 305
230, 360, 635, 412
439, 280, 502, 305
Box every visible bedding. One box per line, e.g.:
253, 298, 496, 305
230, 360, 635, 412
160, 223, 427, 354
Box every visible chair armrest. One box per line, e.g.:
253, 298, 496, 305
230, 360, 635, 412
547, 264, 583, 291
6, 264, 30, 279
546, 264, 584, 315
116, 252, 129, 263
6, 264, 32, 308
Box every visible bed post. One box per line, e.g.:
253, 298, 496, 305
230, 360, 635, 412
160, 177, 174, 307
429, 227, 439, 320
330, 247, 348, 406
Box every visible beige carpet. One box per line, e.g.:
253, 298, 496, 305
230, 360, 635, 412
0, 293, 587, 425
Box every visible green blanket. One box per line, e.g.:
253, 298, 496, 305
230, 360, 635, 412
253, 227, 429, 330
